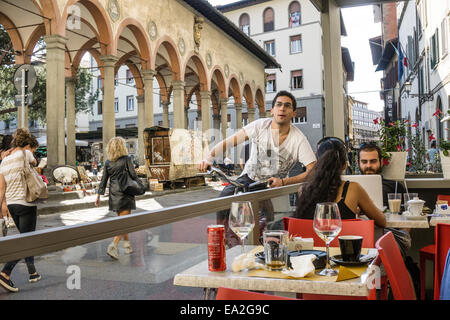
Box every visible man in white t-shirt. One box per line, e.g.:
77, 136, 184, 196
199, 91, 316, 245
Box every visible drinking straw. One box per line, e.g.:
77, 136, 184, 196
395, 181, 398, 196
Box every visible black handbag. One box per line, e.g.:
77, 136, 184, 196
118, 158, 146, 196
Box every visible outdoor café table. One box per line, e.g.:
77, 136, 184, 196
385, 213, 429, 229
429, 215, 450, 227
173, 245, 378, 300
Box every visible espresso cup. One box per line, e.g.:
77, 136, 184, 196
338, 235, 363, 262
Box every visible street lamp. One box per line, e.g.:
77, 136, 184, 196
404, 81, 434, 104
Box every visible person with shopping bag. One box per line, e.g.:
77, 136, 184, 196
0, 129, 44, 293
95, 137, 145, 260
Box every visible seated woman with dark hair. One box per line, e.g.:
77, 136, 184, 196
294, 137, 386, 228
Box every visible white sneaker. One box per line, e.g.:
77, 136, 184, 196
123, 241, 133, 254
107, 242, 119, 260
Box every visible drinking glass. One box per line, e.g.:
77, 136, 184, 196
388, 193, 402, 214
403, 193, 418, 211
313, 202, 342, 276
229, 201, 255, 254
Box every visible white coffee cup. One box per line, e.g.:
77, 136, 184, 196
407, 198, 425, 216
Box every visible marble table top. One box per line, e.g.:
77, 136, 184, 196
173, 246, 378, 297
385, 213, 429, 228
429, 215, 450, 226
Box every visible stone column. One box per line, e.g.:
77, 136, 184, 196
162, 101, 170, 127
322, 0, 345, 139
212, 114, 220, 143
100, 55, 118, 156
219, 98, 228, 139
199, 91, 211, 134
142, 70, 156, 127
172, 80, 185, 129
137, 95, 145, 165
265, 110, 272, 118
248, 107, 256, 123
235, 103, 243, 130
66, 77, 76, 166
185, 106, 190, 129
44, 35, 67, 167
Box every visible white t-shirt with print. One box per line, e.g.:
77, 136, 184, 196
241, 118, 316, 181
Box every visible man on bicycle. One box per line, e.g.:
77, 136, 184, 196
199, 90, 316, 246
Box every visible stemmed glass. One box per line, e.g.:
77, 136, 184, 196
229, 201, 255, 254
313, 202, 342, 276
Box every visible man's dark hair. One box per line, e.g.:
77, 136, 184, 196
271, 90, 296, 110
431, 140, 436, 148
358, 142, 382, 162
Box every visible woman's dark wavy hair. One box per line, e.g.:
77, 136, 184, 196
11, 128, 33, 148
294, 137, 348, 219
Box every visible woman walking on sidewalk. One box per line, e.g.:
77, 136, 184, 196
0, 129, 41, 293
95, 137, 137, 259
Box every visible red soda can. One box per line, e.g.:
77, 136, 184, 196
207, 224, 226, 272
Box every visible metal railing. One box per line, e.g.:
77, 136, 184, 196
0, 183, 301, 263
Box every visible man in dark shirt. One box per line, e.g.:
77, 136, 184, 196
357, 142, 406, 208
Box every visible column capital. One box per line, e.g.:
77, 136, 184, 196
100, 55, 119, 66
199, 91, 211, 99
171, 80, 185, 90
43, 34, 67, 49
136, 95, 145, 103
248, 108, 256, 114
65, 77, 76, 85
142, 69, 156, 80
219, 98, 228, 104
162, 101, 170, 107
212, 114, 220, 120
234, 103, 243, 110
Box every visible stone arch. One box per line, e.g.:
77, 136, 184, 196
255, 87, 265, 113
152, 35, 182, 81
125, 62, 144, 96
60, 0, 114, 55
228, 75, 242, 104
38, 0, 59, 35
0, 12, 24, 64
113, 18, 152, 70
71, 38, 98, 76
182, 52, 208, 92
210, 66, 227, 99
23, 24, 46, 65
243, 83, 254, 109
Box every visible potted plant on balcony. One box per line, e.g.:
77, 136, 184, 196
373, 117, 408, 180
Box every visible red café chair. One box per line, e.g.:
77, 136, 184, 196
284, 217, 374, 248
433, 223, 450, 300
419, 194, 450, 300
284, 217, 386, 300
376, 232, 416, 300
216, 287, 297, 300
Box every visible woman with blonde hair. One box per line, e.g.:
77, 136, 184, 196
95, 137, 139, 259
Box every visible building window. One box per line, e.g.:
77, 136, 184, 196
126, 69, 133, 84
115, 98, 119, 113
126, 96, 134, 111
430, 29, 440, 69
291, 70, 303, 89
289, 1, 301, 27
114, 73, 118, 86
291, 106, 306, 123
441, 17, 448, 57
264, 40, 275, 56
290, 35, 302, 53
239, 13, 250, 35
266, 74, 276, 93
97, 100, 102, 115
263, 7, 274, 32
97, 77, 102, 89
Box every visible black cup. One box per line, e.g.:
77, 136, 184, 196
338, 235, 363, 262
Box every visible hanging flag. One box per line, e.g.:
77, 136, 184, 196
398, 42, 404, 80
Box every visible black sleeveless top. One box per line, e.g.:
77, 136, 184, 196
337, 181, 357, 219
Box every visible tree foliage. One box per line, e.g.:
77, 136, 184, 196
0, 26, 98, 124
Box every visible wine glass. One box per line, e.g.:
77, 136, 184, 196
313, 202, 342, 276
229, 201, 255, 254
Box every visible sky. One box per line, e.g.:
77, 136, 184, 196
207, 0, 384, 112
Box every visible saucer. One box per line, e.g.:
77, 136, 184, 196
256, 250, 326, 269
330, 254, 375, 267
